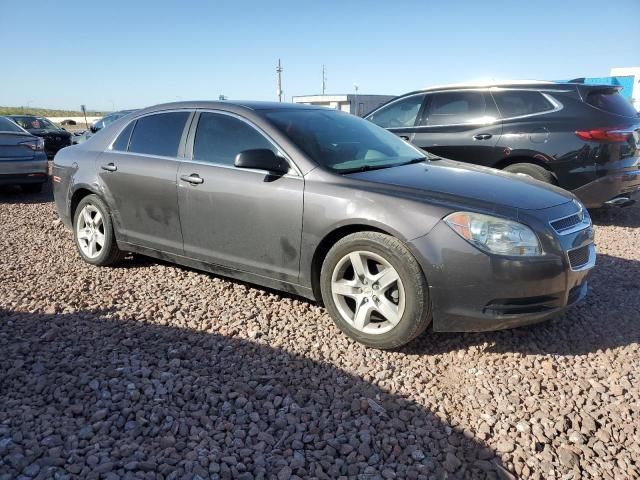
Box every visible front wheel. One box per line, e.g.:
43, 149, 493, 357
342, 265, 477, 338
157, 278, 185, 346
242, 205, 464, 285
73, 194, 123, 266
320, 232, 431, 349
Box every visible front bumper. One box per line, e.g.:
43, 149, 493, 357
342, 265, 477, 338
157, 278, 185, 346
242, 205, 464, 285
572, 169, 640, 208
409, 207, 595, 332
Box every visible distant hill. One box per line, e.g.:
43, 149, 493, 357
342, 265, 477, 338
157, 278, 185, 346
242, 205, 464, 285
0, 106, 106, 117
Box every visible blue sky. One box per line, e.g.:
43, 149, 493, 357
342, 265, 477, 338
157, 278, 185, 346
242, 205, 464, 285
2, 0, 638, 111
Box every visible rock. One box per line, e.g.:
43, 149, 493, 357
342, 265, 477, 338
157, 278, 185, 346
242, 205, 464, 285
444, 452, 461, 472
558, 447, 579, 467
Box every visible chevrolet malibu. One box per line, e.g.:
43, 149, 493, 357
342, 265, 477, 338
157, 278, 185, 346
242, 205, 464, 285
52, 101, 595, 349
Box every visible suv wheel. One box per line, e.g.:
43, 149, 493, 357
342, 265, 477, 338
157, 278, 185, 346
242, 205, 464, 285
320, 232, 431, 349
504, 163, 555, 184
73, 194, 123, 266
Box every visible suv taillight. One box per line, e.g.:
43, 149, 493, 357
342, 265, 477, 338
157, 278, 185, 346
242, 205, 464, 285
19, 138, 45, 151
575, 127, 632, 143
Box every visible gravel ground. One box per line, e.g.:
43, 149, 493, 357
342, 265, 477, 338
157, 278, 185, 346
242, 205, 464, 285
1, 182, 639, 479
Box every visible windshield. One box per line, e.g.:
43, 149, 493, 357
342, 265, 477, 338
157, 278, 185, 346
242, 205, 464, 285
11, 116, 59, 130
0, 117, 27, 133
263, 109, 425, 173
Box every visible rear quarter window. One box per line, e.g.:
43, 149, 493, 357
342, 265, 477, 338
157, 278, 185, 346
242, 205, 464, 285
586, 90, 638, 118
493, 90, 555, 118
111, 121, 135, 151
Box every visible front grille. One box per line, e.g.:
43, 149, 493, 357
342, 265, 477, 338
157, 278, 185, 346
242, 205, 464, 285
568, 245, 590, 269
551, 214, 582, 232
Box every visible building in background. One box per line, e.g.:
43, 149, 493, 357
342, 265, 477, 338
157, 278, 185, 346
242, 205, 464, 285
292, 94, 396, 117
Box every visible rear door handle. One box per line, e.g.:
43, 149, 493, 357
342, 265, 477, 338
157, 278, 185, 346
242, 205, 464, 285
180, 174, 204, 185
101, 163, 117, 172
473, 133, 492, 140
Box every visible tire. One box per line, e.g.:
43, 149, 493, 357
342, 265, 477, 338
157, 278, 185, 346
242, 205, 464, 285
73, 194, 123, 266
21, 183, 43, 194
320, 231, 431, 349
503, 162, 556, 184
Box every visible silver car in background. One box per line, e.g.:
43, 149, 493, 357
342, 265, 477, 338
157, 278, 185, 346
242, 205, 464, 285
0, 117, 48, 193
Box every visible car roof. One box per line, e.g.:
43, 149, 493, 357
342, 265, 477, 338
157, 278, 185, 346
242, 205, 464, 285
135, 100, 330, 116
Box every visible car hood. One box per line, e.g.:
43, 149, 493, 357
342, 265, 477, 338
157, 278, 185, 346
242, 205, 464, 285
349, 160, 574, 210
28, 129, 70, 137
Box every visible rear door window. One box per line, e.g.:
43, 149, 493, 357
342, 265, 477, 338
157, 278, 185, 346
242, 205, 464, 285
425, 91, 487, 125
128, 112, 190, 157
366, 94, 425, 128
493, 90, 555, 118
586, 89, 638, 118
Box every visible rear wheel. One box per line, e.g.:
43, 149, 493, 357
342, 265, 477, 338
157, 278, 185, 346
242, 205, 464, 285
320, 232, 431, 349
504, 162, 556, 184
73, 194, 123, 266
21, 183, 43, 194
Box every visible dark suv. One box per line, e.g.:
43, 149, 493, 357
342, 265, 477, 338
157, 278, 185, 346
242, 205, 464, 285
365, 81, 640, 208
8, 115, 72, 159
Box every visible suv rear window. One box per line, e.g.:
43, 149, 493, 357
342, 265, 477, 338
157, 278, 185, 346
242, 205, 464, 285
586, 89, 638, 118
493, 90, 555, 118
128, 112, 189, 157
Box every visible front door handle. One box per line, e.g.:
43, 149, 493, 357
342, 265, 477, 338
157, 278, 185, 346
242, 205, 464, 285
473, 133, 492, 140
180, 174, 204, 185
101, 163, 117, 172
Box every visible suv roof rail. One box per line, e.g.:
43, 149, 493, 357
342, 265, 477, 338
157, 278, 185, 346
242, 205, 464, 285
420, 79, 557, 90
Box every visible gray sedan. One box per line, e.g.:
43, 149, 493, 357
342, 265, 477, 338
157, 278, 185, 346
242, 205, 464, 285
52, 101, 595, 348
0, 116, 48, 192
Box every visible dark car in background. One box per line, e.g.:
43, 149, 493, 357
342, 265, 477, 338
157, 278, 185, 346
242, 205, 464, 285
8, 115, 72, 159
366, 81, 640, 208
72, 109, 136, 145
0, 116, 48, 192
53, 101, 594, 349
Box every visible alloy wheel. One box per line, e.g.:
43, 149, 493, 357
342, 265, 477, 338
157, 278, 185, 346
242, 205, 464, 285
330, 250, 406, 335
76, 204, 105, 259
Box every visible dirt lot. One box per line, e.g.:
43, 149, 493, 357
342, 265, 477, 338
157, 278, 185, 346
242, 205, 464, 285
1, 182, 639, 479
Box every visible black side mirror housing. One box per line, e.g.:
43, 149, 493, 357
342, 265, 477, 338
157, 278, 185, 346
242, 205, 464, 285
89, 125, 98, 134
234, 149, 289, 175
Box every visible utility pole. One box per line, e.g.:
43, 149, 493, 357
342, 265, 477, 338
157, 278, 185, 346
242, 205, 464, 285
353, 83, 359, 116
276, 59, 283, 102
322, 64, 327, 95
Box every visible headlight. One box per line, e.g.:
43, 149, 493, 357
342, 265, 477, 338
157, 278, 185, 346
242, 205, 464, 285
444, 211, 542, 256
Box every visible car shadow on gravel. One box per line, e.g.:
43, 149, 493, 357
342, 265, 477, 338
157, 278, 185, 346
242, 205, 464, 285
0, 182, 53, 206
590, 203, 640, 228
403, 253, 640, 357
0, 309, 512, 479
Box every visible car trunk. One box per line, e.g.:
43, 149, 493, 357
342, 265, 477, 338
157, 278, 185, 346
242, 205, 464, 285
0, 132, 35, 161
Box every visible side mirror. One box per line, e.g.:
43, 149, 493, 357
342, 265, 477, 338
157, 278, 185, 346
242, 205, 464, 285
234, 149, 289, 175
89, 125, 99, 133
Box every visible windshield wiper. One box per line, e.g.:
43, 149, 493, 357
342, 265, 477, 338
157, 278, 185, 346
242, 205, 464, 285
400, 157, 427, 166
338, 157, 427, 175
